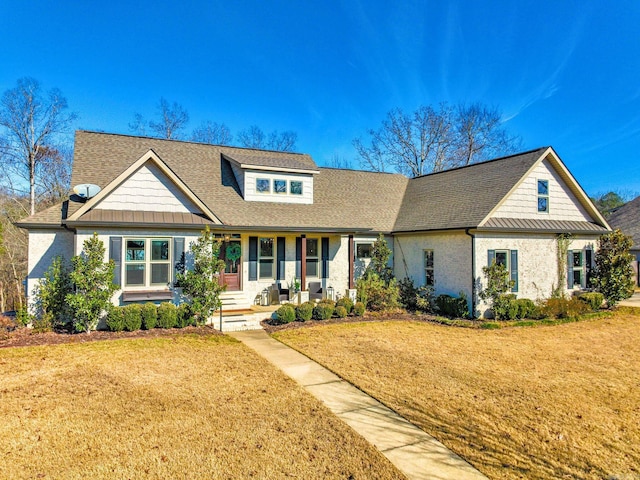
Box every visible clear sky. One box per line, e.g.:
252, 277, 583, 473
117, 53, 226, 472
1, 1, 639, 196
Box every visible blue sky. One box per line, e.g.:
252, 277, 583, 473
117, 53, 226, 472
1, 1, 639, 196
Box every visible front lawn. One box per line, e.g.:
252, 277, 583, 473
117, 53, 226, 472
0, 334, 404, 479
274, 313, 640, 479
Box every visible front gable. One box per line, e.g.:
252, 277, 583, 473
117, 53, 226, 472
481, 148, 608, 229
68, 149, 221, 224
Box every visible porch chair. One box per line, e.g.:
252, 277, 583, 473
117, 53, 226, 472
270, 283, 289, 305
308, 282, 323, 301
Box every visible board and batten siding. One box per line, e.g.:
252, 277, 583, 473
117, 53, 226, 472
243, 170, 314, 204
95, 163, 199, 213
491, 159, 592, 221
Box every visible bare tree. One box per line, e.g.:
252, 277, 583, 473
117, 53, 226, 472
237, 125, 298, 152
0, 77, 77, 215
191, 121, 233, 145
36, 145, 73, 206
354, 102, 521, 177
129, 98, 189, 140
0, 191, 28, 311
327, 154, 354, 169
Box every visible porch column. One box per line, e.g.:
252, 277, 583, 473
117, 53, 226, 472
301, 235, 307, 290
348, 235, 354, 289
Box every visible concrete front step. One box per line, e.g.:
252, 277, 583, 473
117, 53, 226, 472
219, 291, 252, 311
208, 305, 278, 332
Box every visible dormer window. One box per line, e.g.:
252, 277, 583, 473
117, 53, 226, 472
537, 179, 549, 213
290, 181, 303, 195
257, 178, 270, 193
274, 179, 287, 194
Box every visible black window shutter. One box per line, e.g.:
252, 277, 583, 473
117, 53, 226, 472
249, 237, 258, 281
322, 237, 329, 279
567, 250, 574, 288
510, 250, 518, 292
295, 237, 302, 278
173, 237, 185, 285
277, 237, 286, 281
487, 249, 495, 265
109, 237, 122, 287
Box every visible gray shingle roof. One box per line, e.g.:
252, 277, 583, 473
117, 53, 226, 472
222, 152, 319, 172
608, 195, 640, 247
393, 148, 548, 232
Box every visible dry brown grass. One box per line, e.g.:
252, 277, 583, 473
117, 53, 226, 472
274, 314, 640, 479
0, 334, 404, 479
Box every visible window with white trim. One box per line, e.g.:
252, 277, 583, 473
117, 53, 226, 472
256, 178, 270, 193
274, 179, 287, 194
290, 180, 303, 195
125, 238, 171, 287
537, 179, 549, 213
306, 238, 319, 277
568, 250, 585, 288
259, 237, 274, 279
424, 250, 434, 286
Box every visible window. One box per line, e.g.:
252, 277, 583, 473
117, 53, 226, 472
256, 178, 270, 193
290, 181, 303, 195
125, 238, 171, 287
306, 238, 319, 277
258, 237, 274, 279
424, 250, 434, 286
356, 243, 373, 258
488, 249, 518, 293
495, 250, 509, 269
569, 250, 584, 288
538, 179, 549, 213
274, 179, 287, 194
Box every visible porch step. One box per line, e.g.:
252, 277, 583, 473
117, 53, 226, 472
208, 307, 278, 332
219, 291, 252, 311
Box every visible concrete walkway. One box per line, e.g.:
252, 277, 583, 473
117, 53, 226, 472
229, 329, 487, 480
619, 291, 640, 308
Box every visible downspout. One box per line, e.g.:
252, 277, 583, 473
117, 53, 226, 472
465, 228, 476, 318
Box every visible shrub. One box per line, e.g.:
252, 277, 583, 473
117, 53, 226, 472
335, 306, 348, 318
157, 302, 178, 329
541, 296, 591, 319
32, 312, 54, 333
514, 298, 538, 319
275, 304, 296, 324
577, 292, 604, 311
141, 303, 158, 330
353, 301, 365, 317
106, 307, 125, 332
313, 302, 334, 320
493, 295, 539, 320
335, 297, 354, 314
318, 298, 336, 307
15, 306, 32, 327
295, 302, 314, 322
176, 303, 194, 328
33, 255, 72, 329
356, 273, 399, 311
123, 304, 142, 332
398, 277, 419, 311
479, 261, 514, 316
435, 293, 469, 318
591, 229, 635, 307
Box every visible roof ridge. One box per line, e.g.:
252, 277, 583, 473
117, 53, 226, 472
76, 129, 309, 157
410, 147, 549, 180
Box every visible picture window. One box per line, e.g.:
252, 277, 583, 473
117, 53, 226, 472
256, 178, 270, 193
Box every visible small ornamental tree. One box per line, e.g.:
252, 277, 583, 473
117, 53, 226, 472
33, 255, 73, 329
591, 229, 635, 307
479, 261, 514, 317
67, 234, 118, 333
370, 233, 393, 282
175, 226, 226, 325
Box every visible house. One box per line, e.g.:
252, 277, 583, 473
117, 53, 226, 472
17, 131, 610, 320
607, 195, 640, 285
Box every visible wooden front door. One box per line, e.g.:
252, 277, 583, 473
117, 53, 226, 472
220, 240, 241, 291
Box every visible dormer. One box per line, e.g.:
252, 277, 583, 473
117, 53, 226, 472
223, 153, 319, 205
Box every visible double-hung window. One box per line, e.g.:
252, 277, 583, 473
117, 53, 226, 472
424, 250, 434, 286
306, 238, 319, 277
258, 238, 274, 279
488, 249, 518, 292
538, 179, 549, 213
568, 249, 590, 288
125, 238, 171, 287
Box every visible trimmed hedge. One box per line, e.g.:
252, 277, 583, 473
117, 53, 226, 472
335, 306, 348, 318
353, 301, 365, 317
435, 294, 469, 319
335, 297, 354, 314
157, 302, 178, 329
141, 303, 157, 330
313, 303, 334, 320
106, 307, 125, 332
275, 304, 296, 324
123, 304, 142, 332
295, 302, 314, 322
176, 303, 194, 328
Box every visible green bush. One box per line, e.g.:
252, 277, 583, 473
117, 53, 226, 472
157, 302, 178, 329
15, 306, 33, 327
313, 302, 334, 320
295, 302, 314, 322
275, 304, 296, 324
318, 298, 336, 307
141, 303, 158, 330
123, 304, 142, 332
353, 302, 365, 317
435, 293, 469, 318
335, 306, 348, 318
335, 297, 354, 314
577, 292, 604, 311
32, 312, 54, 333
514, 298, 538, 319
493, 295, 539, 320
176, 303, 194, 328
106, 307, 125, 332
541, 296, 591, 319
356, 273, 399, 311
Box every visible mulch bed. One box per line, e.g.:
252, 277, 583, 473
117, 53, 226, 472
0, 321, 224, 349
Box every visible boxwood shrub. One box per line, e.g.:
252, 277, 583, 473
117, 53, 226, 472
157, 302, 178, 329
577, 292, 604, 311
335, 305, 348, 318
435, 293, 469, 319
275, 304, 296, 324
123, 304, 142, 332
353, 301, 365, 317
176, 303, 194, 328
141, 303, 157, 330
335, 297, 354, 314
295, 302, 314, 322
106, 307, 125, 332
313, 303, 334, 320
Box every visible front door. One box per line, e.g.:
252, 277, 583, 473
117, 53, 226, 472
220, 240, 241, 291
